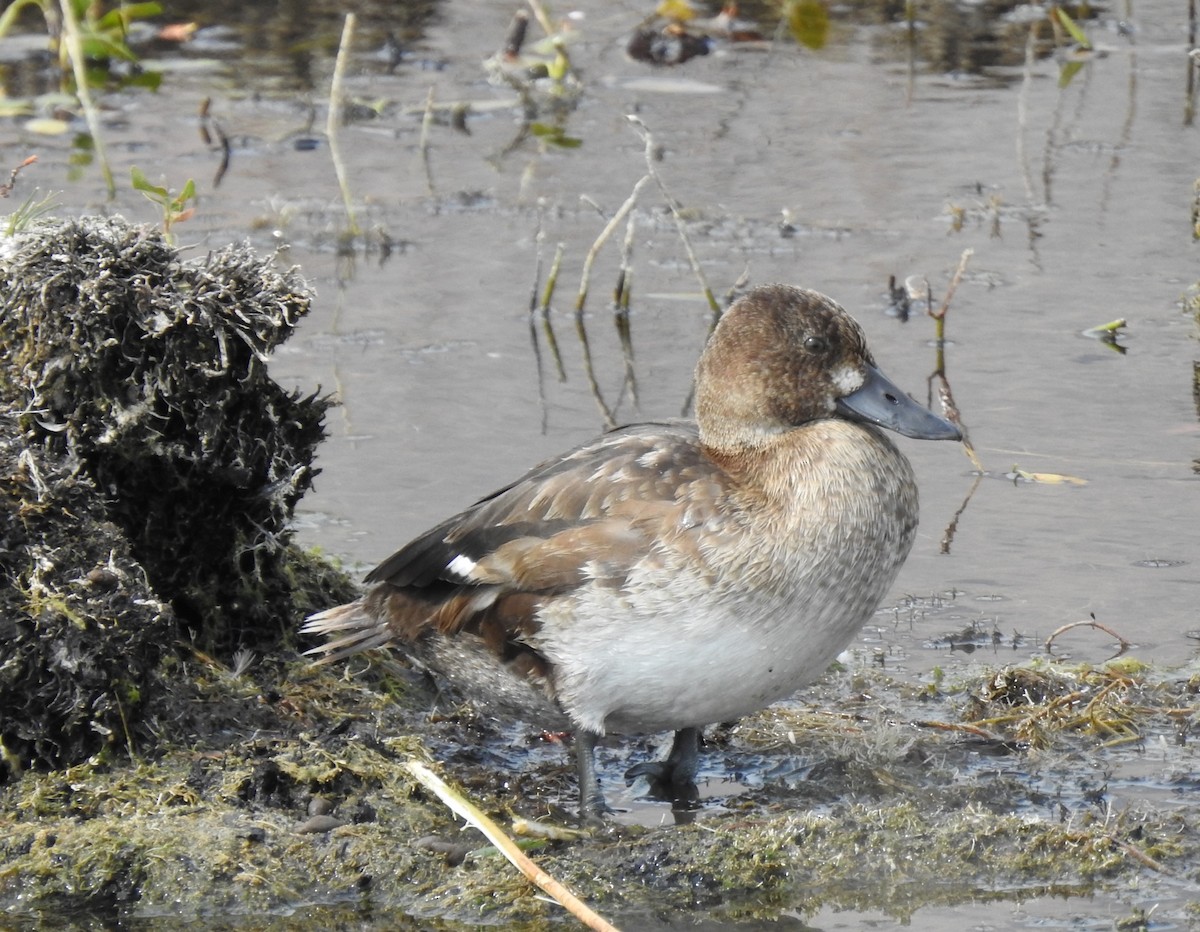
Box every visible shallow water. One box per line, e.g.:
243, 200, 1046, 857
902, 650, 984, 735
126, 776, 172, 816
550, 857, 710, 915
2, 1, 1199, 928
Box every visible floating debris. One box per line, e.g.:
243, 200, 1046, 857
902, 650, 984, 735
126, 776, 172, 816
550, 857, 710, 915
627, 23, 712, 66
1082, 317, 1128, 354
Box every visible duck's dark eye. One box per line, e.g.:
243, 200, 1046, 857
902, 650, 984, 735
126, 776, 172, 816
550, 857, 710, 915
803, 335, 828, 353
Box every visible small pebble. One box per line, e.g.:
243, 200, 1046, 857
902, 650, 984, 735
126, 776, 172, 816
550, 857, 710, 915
307, 796, 334, 817
295, 814, 346, 834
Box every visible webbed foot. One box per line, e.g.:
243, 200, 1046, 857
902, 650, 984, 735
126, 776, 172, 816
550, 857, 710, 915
625, 726, 701, 807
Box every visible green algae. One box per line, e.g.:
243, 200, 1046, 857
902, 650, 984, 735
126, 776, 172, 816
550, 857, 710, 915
2, 655, 1199, 929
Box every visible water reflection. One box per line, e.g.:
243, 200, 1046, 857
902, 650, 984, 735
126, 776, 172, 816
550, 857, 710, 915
0, 0, 1120, 101
168, 0, 444, 90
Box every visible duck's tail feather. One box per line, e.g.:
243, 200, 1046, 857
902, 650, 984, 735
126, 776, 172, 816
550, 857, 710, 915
301, 601, 395, 664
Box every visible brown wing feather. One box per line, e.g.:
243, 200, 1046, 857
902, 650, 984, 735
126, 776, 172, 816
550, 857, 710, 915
366, 420, 710, 595
305, 421, 726, 677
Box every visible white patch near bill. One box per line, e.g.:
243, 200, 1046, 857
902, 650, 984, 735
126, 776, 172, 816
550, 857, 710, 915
831, 365, 864, 396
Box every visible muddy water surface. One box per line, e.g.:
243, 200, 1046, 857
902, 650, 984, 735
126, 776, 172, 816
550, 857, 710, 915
3, 1, 1199, 928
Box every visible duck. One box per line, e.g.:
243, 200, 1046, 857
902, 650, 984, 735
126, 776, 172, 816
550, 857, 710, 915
302, 284, 961, 820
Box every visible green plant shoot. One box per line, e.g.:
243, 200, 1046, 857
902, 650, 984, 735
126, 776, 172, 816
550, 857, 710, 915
131, 168, 196, 241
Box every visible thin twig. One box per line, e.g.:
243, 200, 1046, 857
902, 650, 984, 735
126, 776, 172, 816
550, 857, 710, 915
420, 85, 437, 197
614, 207, 638, 412
327, 13, 361, 236
575, 311, 617, 430
1044, 615, 1132, 656
406, 761, 621, 932
913, 718, 1003, 742
1106, 835, 1172, 874
0, 155, 37, 197
528, 218, 549, 429
525, 0, 557, 38
921, 249, 980, 469
541, 242, 567, 382
940, 473, 981, 555
575, 175, 651, 313
932, 247, 973, 320
626, 115, 720, 316
541, 241, 565, 314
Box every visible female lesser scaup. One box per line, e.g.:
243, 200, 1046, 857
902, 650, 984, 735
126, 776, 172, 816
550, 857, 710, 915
303, 284, 961, 819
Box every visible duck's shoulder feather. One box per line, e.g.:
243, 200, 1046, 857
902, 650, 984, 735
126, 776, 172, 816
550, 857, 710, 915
365, 419, 719, 598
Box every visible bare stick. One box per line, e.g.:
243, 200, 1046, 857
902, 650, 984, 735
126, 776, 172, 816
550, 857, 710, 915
1044, 615, 1132, 656
526, 0, 557, 38
1106, 835, 1171, 874
626, 116, 720, 316
541, 242, 567, 382
328, 13, 361, 236
615, 208, 639, 411
615, 202, 637, 310
0, 155, 37, 197
921, 249, 979, 468
59, 0, 114, 198
932, 247, 973, 320
575, 175, 651, 313
527, 220, 553, 432
406, 761, 621, 932
939, 473, 981, 554
575, 312, 617, 430
542, 241, 566, 314
419, 85, 437, 197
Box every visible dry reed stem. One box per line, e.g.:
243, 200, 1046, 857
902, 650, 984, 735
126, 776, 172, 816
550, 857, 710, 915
420, 86, 437, 197
327, 13, 361, 236
625, 116, 720, 316
59, 0, 114, 198
1044, 618, 1132, 656
575, 175, 651, 313
406, 761, 620, 932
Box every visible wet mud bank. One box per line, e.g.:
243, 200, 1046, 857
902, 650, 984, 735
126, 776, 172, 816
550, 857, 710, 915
2, 646, 1200, 928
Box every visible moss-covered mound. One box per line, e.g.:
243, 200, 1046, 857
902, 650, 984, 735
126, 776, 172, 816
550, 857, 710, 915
0, 217, 346, 652
0, 403, 174, 778
0, 217, 359, 776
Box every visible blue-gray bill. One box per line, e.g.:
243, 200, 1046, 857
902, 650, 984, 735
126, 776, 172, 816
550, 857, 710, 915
836, 363, 962, 441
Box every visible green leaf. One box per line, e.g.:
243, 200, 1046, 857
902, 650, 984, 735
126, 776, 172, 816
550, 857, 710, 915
0, 99, 36, 118
130, 167, 167, 200
1054, 7, 1091, 50
171, 179, 197, 211
23, 117, 71, 135
0, 0, 50, 40
1058, 59, 1086, 88
529, 123, 582, 148
96, 3, 163, 31
546, 41, 570, 82
121, 70, 164, 92
787, 0, 829, 50
80, 34, 139, 63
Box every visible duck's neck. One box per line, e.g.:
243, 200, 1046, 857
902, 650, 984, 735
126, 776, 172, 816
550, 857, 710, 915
698, 421, 810, 491
701, 419, 899, 504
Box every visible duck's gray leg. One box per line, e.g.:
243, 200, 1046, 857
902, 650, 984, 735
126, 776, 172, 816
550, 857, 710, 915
575, 729, 608, 822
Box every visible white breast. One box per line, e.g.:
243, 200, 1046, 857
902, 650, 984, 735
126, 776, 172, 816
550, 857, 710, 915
535, 422, 919, 735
